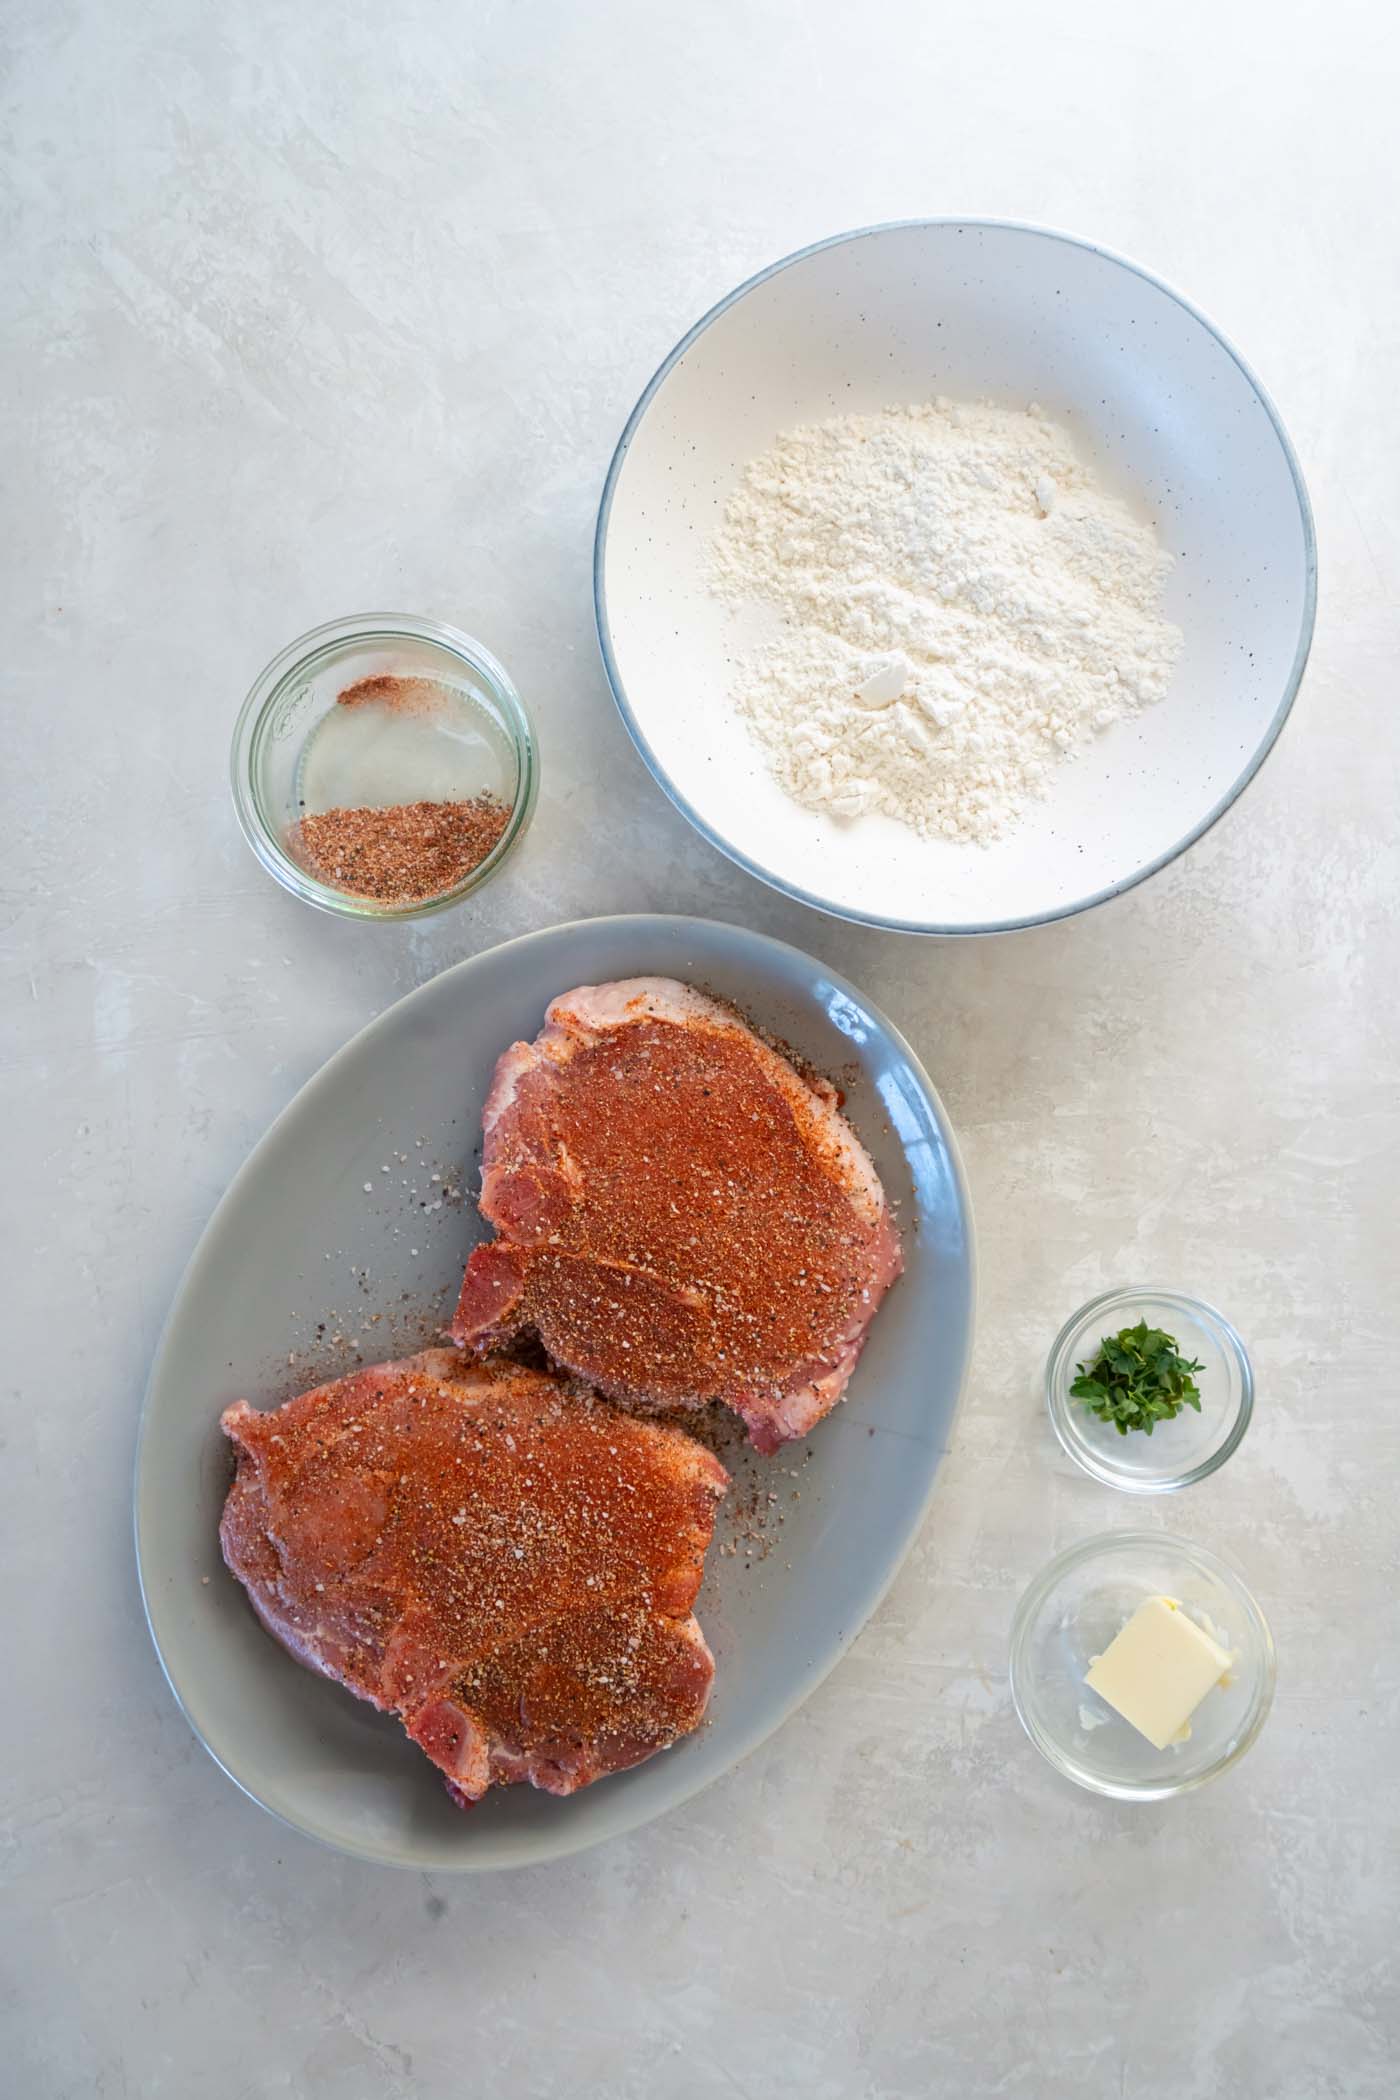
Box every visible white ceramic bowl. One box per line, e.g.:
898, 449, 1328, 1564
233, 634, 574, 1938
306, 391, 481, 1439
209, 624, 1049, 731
595, 220, 1316, 935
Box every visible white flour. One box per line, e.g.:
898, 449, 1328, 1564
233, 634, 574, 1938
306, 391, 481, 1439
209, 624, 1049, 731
710, 399, 1182, 842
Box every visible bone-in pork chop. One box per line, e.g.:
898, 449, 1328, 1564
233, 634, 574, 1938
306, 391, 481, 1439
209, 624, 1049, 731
450, 979, 903, 1451
220, 1350, 728, 1803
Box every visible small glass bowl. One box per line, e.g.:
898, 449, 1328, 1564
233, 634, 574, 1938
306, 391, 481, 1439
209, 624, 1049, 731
1046, 1287, 1253, 1494
231, 613, 537, 919
1010, 1530, 1276, 1799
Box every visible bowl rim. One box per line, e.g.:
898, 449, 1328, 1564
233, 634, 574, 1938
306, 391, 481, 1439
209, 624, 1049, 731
1044, 1285, 1255, 1494
593, 216, 1319, 939
1008, 1527, 1278, 1800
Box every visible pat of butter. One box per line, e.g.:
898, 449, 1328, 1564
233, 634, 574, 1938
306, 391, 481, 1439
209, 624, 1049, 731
1085, 1595, 1232, 1751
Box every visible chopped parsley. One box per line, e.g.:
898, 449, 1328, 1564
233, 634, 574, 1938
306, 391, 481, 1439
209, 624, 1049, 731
1070, 1321, 1205, 1437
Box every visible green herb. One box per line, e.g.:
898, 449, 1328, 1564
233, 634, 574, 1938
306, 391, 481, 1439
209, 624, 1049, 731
1070, 1320, 1205, 1437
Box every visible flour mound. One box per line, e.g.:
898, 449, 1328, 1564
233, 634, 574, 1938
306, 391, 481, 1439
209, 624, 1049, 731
710, 400, 1182, 843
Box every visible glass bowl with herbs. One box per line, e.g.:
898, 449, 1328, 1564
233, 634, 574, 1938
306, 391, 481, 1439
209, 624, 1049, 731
1045, 1288, 1253, 1493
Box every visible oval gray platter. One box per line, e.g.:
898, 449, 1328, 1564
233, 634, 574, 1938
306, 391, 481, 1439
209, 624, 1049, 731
134, 915, 975, 1869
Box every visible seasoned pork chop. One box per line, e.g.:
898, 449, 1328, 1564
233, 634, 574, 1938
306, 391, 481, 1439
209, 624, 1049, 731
451, 979, 903, 1451
220, 1350, 728, 1803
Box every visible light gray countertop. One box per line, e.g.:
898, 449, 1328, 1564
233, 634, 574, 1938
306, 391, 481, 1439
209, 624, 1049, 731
4, 2, 1397, 2094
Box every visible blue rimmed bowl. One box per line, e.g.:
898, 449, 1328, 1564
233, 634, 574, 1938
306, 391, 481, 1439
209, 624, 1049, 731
596, 219, 1315, 936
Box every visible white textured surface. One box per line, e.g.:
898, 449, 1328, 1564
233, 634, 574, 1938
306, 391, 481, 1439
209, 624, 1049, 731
2, 1, 1396, 2094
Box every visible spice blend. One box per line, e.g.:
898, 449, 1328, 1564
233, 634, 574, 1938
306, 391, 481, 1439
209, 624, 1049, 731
290, 794, 510, 906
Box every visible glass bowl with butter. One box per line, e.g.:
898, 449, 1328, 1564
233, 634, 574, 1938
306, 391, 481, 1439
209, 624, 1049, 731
1046, 1287, 1253, 1493
1009, 1531, 1276, 1799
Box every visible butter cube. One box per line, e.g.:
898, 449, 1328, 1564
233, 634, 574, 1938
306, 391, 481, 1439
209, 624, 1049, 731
1085, 1595, 1232, 1750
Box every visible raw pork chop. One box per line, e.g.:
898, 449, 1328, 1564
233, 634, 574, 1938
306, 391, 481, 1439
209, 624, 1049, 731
451, 979, 903, 1451
220, 1350, 728, 1803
